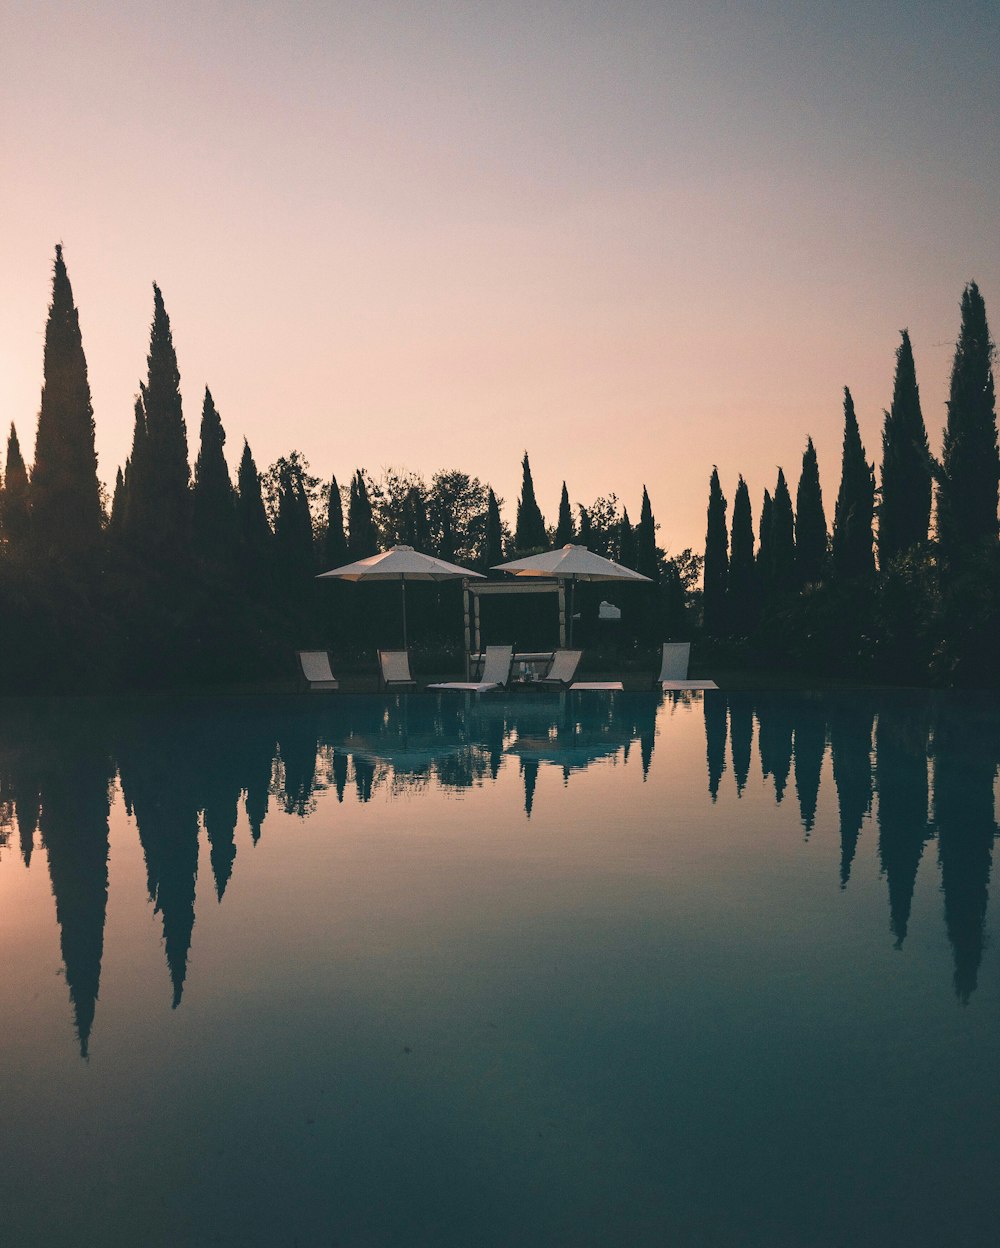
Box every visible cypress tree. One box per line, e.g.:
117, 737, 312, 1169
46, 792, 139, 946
108, 467, 126, 540
191, 388, 235, 564
577, 505, 593, 550
554, 481, 575, 546
513, 452, 546, 551
483, 488, 503, 570
832, 387, 875, 580
757, 489, 774, 597
120, 398, 147, 546
796, 437, 828, 584
236, 440, 272, 568
703, 468, 728, 635
275, 460, 315, 584
323, 476, 348, 567
619, 508, 637, 569
136, 284, 190, 557
30, 245, 103, 556
771, 468, 797, 592
938, 283, 998, 568
347, 470, 378, 559
401, 485, 431, 553
3, 424, 31, 547
879, 330, 931, 566
635, 486, 659, 581
727, 475, 755, 630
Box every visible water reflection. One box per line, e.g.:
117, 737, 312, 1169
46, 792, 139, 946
0, 690, 998, 1056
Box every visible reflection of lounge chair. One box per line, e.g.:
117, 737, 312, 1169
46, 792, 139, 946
539, 649, 583, 687
428, 645, 513, 694
297, 650, 339, 691
378, 649, 417, 690
657, 642, 718, 690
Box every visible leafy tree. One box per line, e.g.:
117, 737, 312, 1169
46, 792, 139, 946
370, 468, 427, 547
30, 245, 103, 557
429, 470, 490, 565
832, 387, 875, 580
554, 481, 575, 546
323, 476, 348, 567
937, 283, 998, 570
727, 475, 755, 631
513, 452, 546, 551
879, 330, 931, 567
2, 423, 31, 546
618, 508, 637, 569
401, 486, 432, 552
482, 488, 504, 570
771, 468, 797, 592
583, 494, 622, 559
635, 486, 659, 582
191, 388, 236, 564
347, 470, 378, 559
796, 437, 827, 584
757, 488, 774, 597
703, 468, 728, 634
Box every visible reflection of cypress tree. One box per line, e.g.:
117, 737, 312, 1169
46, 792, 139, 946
729, 695, 753, 796
521, 757, 538, 818
933, 707, 998, 1001
758, 698, 792, 803
332, 751, 348, 803
875, 704, 931, 948
631, 695, 657, 781
793, 699, 827, 836
830, 703, 875, 888
277, 722, 319, 815
37, 726, 113, 1057
705, 695, 727, 801
13, 768, 41, 867
354, 757, 375, 803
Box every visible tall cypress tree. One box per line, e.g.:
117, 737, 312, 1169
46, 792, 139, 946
191, 388, 235, 564
108, 467, 126, 541
323, 476, 348, 567
30, 245, 103, 556
832, 387, 875, 580
554, 481, 575, 546
235, 440, 272, 570
513, 453, 546, 551
120, 398, 147, 546
879, 330, 931, 567
347, 470, 378, 559
401, 486, 431, 553
483, 487, 503, 570
275, 460, 315, 584
619, 508, 637, 569
727, 475, 755, 631
796, 437, 827, 584
757, 489, 774, 598
577, 505, 593, 550
635, 486, 659, 581
3, 424, 31, 547
136, 284, 190, 557
703, 468, 728, 635
771, 468, 797, 592
938, 283, 998, 568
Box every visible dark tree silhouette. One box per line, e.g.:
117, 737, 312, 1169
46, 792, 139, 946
30, 245, 103, 558
347, 470, 378, 559
705, 695, 727, 801
770, 468, 797, 592
554, 481, 575, 546
323, 476, 348, 567
2, 423, 31, 545
401, 486, 431, 553
483, 487, 504, 570
757, 489, 773, 599
832, 387, 875, 580
879, 330, 931, 567
729, 695, 753, 796
514, 452, 546, 552
727, 476, 755, 632
830, 702, 875, 888
275, 457, 316, 585
937, 283, 998, 571
876, 704, 931, 947
635, 486, 659, 581
703, 468, 728, 635
236, 440, 273, 575
618, 507, 637, 569
795, 438, 827, 584
191, 388, 236, 565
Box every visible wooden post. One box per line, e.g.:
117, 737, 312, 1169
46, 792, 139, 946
558, 582, 567, 648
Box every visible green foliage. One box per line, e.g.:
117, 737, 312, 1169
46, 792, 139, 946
703, 467, 728, 635
513, 452, 546, 552
30, 246, 103, 558
554, 481, 574, 546
832, 387, 875, 581
879, 330, 931, 567
795, 437, 827, 584
937, 283, 999, 571
428, 470, 491, 565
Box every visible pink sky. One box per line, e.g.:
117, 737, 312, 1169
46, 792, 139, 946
2, 2, 997, 552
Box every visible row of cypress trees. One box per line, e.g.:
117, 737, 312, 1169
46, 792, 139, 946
702, 285, 999, 681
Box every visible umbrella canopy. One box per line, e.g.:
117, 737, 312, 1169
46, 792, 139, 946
492, 544, 652, 643
317, 545, 483, 648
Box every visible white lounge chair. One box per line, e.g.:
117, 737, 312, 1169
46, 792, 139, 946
539, 649, 583, 688
378, 649, 416, 690
298, 650, 339, 691
657, 641, 718, 690
428, 645, 513, 694
570, 681, 624, 691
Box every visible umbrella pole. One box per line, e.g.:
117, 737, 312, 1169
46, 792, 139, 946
568, 576, 576, 647
400, 577, 408, 650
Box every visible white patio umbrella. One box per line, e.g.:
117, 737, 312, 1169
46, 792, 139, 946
492, 544, 652, 644
317, 545, 484, 649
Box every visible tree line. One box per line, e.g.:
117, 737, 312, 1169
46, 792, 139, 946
0, 248, 700, 691
701, 285, 1000, 685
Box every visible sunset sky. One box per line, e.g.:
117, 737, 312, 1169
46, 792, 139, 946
2, 1, 998, 553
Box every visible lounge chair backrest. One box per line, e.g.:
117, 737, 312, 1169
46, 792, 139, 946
480, 645, 513, 686
299, 650, 335, 683
379, 649, 413, 684
658, 642, 691, 681
546, 649, 583, 683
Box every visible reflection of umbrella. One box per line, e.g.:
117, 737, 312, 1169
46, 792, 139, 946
317, 545, 484, 648
493, 544, 652, 644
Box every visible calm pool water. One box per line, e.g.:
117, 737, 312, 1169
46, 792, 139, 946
2, 690, 999, 1247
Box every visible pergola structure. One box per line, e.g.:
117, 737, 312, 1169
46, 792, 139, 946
462, 578, 566, 678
